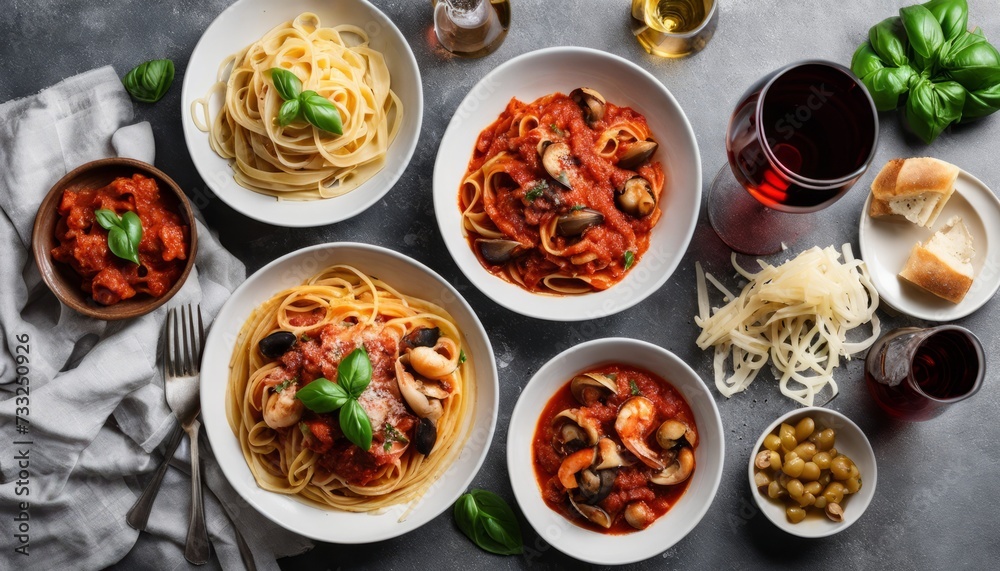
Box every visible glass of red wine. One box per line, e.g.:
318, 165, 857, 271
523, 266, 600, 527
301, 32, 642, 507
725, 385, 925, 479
865, 326, 984, 422
709, 60, 879, 255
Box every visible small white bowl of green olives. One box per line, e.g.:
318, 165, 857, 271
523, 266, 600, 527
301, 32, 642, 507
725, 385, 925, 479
748, 407, 877, 538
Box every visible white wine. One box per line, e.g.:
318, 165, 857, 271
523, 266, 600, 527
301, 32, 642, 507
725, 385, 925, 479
635, 0, 708, 34
433, 0, 511, 58
630, 0, 717, 58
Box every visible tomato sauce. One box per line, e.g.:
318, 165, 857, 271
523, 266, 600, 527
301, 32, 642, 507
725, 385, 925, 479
532, 365, 696, 534
460, 92, 665, 293
51, 174, 189, 305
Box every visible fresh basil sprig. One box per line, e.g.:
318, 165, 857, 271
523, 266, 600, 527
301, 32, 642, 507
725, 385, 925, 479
122, 59, 175, 103
295, 347, 373, 450
269, 68, 343, 135
454, 490, 523, 556
851, 0, 1000, 143
94, 209, 143, 265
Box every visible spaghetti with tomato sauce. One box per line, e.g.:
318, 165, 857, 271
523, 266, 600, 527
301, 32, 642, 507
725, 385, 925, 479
532, 365, 696, 533
459, 89, 665, 294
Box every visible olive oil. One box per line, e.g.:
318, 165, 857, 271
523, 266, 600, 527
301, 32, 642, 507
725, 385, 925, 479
432, 0, 510, 58
630, 0, 717, 58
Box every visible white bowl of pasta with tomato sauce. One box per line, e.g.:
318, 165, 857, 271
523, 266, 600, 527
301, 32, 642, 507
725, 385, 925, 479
200, 243, 498, 542
433, 47, 702, 321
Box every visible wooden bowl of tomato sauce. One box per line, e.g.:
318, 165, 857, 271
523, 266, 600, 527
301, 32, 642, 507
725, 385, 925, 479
32, 158, 198, 320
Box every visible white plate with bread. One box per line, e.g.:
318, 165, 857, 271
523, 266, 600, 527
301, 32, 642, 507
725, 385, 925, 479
859, 157, 1000, 321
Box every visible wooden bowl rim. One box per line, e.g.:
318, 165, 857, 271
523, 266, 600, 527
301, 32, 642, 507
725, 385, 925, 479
31, 157, 199, 321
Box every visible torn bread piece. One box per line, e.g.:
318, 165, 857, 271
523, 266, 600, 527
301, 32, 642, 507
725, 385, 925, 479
869, 157, 959, 227
898, 216, 975, 303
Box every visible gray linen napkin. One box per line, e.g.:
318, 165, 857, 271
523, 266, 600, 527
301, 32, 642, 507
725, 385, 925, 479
0, 66, 312, 569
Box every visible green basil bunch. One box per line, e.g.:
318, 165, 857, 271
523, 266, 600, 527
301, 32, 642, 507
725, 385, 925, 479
122, 59, 175, 103
851, 0, 1000, 143
269, 68, 343, 135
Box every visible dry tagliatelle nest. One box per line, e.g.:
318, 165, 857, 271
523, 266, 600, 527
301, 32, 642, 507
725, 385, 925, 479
695, 245, 880, 406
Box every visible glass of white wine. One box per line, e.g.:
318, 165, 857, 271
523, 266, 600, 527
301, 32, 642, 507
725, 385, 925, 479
630, 0, 719, 58
432, 0, 511, 58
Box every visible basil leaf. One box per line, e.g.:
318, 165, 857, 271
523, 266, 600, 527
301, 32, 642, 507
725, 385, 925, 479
947, 64, 1000, 91
905, 78, 966, 142
942, 40, 1000, 71
295, 378, 350, 413
94, 209, 120, 231
962, 82, 1000, 120
453, 490, 523, 556
107, 227, 139, 265
278, 98, 301, 127
624, 250, 635, 270
302, 94, 344, 135
865, 66, 916, 111
923, 0, 968, 42
339, 399, 372, 450
269, 68, 302, 101
121, 211, 143, 251
122, 59, 175, 103
869, 17, 910, 67
337, 347, 372, 398
852, 43, 886, 80
901, 5, 945, 61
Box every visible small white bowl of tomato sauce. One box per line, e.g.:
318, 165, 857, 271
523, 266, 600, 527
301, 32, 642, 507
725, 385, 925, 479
507, 337, 724, 565
32, 157, 197, 320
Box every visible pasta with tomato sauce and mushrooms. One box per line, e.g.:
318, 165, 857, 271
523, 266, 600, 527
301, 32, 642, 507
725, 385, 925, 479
459, 88, 665, 294
227, 265, 473, 513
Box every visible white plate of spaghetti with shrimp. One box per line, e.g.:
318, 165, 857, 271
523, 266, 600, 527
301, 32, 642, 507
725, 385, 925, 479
200, 242, 498, 542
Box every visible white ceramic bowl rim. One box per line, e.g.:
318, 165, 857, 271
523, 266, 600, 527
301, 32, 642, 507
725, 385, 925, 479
747, 406, 878, 538
199, 242, 498, 543
433, 46, 702, 321
507, 337, 724, 565
180, 0, 423, 228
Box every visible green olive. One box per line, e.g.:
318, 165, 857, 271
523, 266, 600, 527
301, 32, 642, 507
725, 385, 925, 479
844, 477, 862, 494
787, 479, 804, 499
795, 417, 815, 442
810, 428, 836, 451
786, 504, 807, 524
754, 470, 772, 488
823, 482, 846, 504
779, 423, 798, 451
764, 434, 782, 451
797, 492, 816, 508
801, 461, 821, 482
782, 456, 805, 478
768, 480, 785, 499
792, 442, 817, 461
830, 456, 853, 480
813, 451, 832, 470
804, 481, 823, 496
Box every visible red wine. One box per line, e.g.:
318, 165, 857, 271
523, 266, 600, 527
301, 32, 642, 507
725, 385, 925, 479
865, 328, 983, 422
726, 63, 877, 211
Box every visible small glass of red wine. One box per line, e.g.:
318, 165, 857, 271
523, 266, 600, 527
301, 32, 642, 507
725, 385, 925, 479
709, 60, 879, 255
865, 326, 984, 422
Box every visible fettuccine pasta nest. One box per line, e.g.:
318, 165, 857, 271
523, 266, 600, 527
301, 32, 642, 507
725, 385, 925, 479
695, 245, 880, 406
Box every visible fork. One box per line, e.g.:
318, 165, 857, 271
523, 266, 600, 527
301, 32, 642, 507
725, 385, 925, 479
164, 305, 210, 564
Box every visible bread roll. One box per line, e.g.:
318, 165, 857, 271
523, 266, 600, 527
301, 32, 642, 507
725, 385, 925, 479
898, 216, 974, 304
869, 158, 959, 227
